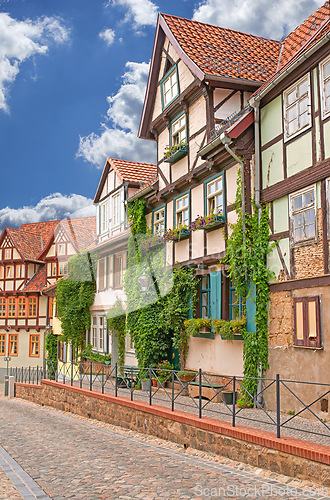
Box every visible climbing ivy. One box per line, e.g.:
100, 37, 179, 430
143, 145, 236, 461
56, 251, 96, 351
107, 299, 126, 369
224, 173, 276, 402
45, 330, 58, 378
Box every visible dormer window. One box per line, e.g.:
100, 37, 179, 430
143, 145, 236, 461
161, 65, 179, 109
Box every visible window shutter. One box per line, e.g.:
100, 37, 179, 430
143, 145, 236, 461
210, 271, 222, 321
96, 205, 101, 236
120, 188, 125, 225
103, 316, 108, 353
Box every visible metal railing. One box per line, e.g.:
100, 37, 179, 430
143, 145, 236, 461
11, 361, 330, 445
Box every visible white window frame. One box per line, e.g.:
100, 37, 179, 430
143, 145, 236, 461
206, 176, 224, 216
58, 262, 68, 276
100, 201, 109, 234
57, 243, 66, 256
92, 316, 97, 349
112, 192, 121, 227
320, 55, 330, 120
283, 74, 311, 141
91, 314, 107, 352
162, 67, 179, 108
98, 258, 106, 291
175, 194, 189, 227
153, 208, 165, 236
171, 114, 186, 146
289, 185, 317, 247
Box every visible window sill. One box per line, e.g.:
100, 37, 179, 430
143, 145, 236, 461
203, 215, 226, 232
173, 228, 190, 242
164, 145, 188, 164
193, 332, 215, 339
292, 345, 323, 349
291, 238, 318, 248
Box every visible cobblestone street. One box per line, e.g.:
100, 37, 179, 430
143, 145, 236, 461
0, 396, 329, 499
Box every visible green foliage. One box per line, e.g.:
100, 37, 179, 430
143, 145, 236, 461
80, 344, 111, 363
56, 252, 95, 350
45, 331, 58, 378
107, 299, 126, 369
184, 317, 247, 340
165, 267, 198, 369
224, 173, 276, 402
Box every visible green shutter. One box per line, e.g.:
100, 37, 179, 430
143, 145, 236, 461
246, 282, 256, 333
210, 271, 222, 321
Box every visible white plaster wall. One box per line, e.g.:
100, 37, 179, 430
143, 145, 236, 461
225, 165, 239, 206
171, 157, 188, 183
260, 96, 282, 146
287, 133, 313, 177
262, 141, 284, 188
324, 120, 330, 159
177, 59, 194, 92
186, 335, 244, 376
214, 89, 240, 121
159, 163, 170, 191
273, 196, 289, 233
158, 129, 169, 164
13, 249, 20, 259
174, 239, 189, 262
189, 137, 204, 170
4, 329, 45, 369
189, 97, 206, 135
268, 237, 290, 281
207, 228, 225, 255
191, 230, 204, 259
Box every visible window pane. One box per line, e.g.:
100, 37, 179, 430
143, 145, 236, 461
288, 118, 298, 135
304, 191, 314, 206
324, 61, 330, 79
296, 302, 304, 340
294, 227, 304, 242
305, 224, 315, 239
298, 80, 308, 96
216, 194, 223, 212
294, 213, 303, 228
288, 105, 298, 122
308, 301, 317, 338
304, 209, 315, 225
287, 89, 296, 105
209, 182, 215, 194
216, 179, 222, 191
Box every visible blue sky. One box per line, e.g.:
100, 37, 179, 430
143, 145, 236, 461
0, 0, 323, 229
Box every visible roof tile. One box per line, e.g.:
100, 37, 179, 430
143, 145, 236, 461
109, 158, 157, 183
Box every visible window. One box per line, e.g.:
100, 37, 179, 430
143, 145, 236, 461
16, 265, 21, 278
51, 262, 57, 276
101, 202, 109, 233
206, 175, 224, 216
229, 282, 245, 320
200, 276, 210, 319
0, 334, 5, 355
290, 186, 316, 245
161, 66, 179, 108
0, 298, 5, 317
171, 114, 186, 146
58, 342, 64, 362
18, 297, 26, 317
320, 55, 330, 119
283, 75, 311, 140
0, 267, 3, 278
28, 297, 37, 317
6, 266, 14, 278
294, 296, 321, 347
8, 298, 16, 317
59, 262, 68, 275
48, 297, 53, 319
92, 316, 97, 348
29, 335, 40, 357
99, 316, 104, 351
175, 194, 189, 227
57, 244, 66, 255
4, 249, 11, 259
9, 334, 18, 355
113, 193, 120, 226
153, 208, 165, 235
114, 254, 123, 288
98, 258, 106, 291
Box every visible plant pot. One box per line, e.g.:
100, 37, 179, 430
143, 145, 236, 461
203, 214, 226, 231
179, 373, 195, 383
152, 378, 157, 387
164, 144, 188, 164
172, 228, 190, 242
222, 391, 238, 405
141, 380, 151, 392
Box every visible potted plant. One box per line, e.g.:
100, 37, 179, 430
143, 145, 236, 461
164, 141, 188, 163
177, 370, 195, 382
156, 360, 174, 387
184, 318, 214, 339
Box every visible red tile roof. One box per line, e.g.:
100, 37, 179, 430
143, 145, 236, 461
23, 265, 47, 292
279, 2, 330, 69
109, 158, 157, 183
56, 216, 96, 254
161, 14, 281, 83
7, 220, 60, 261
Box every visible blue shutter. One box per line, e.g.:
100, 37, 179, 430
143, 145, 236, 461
210, 271, 222, 321
246, 282, 256, 333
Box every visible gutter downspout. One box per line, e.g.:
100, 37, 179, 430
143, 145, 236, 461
220, 133, 246, 239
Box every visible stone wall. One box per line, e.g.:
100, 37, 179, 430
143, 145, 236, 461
15, 381, 330, 486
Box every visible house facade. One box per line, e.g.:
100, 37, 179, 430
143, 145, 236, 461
88, 157, 157, 366
135, 14, 285, 375
0, 217, 96, 381
250, 5, 330, 397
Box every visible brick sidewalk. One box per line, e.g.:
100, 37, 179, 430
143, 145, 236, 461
0, 396, 329, 499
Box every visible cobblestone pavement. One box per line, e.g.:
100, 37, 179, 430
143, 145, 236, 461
0, 396, 329, 499
0, 467, 22, 499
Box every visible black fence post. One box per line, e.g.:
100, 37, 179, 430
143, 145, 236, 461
102, 364, 105, 395
130, 367, 133, 402
15, 367, 17, 382
149, 366, 152, 406
90, 361, 93, 391
172, 371, 175, 412
80, 361, 83, 389
115, 363, 118, 397
29, 366, 31, 384
276, 373, 281, 438
71, 360, 73, 387
37, 366, 39, 385
199, 368, 202, 419
232, 376, 236, 427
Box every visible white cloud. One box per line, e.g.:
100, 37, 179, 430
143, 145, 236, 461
0, 193, 95, 230
108, 0, 158, 28
193, 0, 323, 40
77, 61, 156, 167
0, 12, 70, 112
99, 28, 115, 46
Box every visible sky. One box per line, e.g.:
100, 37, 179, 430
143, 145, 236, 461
0, 0, 324, 230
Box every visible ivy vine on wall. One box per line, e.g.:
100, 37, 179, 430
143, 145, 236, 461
224, 173, 276, 402
107, 298, 126, 369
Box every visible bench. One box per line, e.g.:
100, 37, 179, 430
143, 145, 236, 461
116, 365, 140, 389
188, 381, 224, 403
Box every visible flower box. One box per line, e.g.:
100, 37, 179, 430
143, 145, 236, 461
220, 333, 244, 341
164, 144, 188, 164
193, 331, 215, 339
172, 228, 190, 241
203, 214, 226, 231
